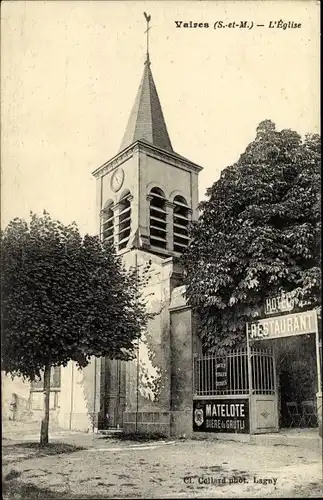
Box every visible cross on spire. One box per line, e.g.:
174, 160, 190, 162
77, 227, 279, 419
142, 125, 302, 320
143, 12, 151, 64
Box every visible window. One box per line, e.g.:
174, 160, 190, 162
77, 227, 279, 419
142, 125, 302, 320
118, 191, 131, 250
30, 391, 43, 410
30, 366, 61, 390
149, 188, 167, 249
101, 200, 114, 245
173, 196, 190, 253
30, 391, 58, 411
30, 367, 61, 411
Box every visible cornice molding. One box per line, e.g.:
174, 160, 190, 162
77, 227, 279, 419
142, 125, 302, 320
138, 141, 202, 174
91, 140, 202, 179
92, 149, 134, 179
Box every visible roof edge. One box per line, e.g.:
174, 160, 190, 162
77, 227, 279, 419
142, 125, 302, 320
92, 140, 203, 178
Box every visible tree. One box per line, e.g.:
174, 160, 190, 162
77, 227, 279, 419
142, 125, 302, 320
1, 212, 151, 444
182, 120, 321, 351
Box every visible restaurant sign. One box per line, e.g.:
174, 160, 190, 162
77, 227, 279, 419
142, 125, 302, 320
193, 398, 249, 433
248, 310, 316, 341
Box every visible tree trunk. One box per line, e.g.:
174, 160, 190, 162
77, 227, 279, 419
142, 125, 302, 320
40, 363, 51, 446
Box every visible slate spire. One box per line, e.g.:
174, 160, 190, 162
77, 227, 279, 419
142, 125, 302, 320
119, 15, 173, 153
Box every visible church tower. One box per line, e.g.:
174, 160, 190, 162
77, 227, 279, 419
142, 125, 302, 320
92, 37, 202, 259
91, 18, 202, 431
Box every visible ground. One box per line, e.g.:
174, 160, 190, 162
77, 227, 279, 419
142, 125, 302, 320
2, 421, 322, 499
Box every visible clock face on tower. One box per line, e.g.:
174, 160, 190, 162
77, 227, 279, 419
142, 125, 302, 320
110, 167, 124, 193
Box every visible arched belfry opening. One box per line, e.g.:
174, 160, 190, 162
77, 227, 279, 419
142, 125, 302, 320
149, 187, 167, 249
101, 200, 114, 245
173, 195, 190, 253
118, 191, 132, 251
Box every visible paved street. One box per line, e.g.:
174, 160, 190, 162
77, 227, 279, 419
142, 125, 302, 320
2, 428, 323, 499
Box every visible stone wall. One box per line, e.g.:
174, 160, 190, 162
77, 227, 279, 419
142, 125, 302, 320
123, 411, 170, 436
169, 285, 200, 438
123, 252, 183, 435
2, 373, 33, 422
122, 282, 200, 438
58, 361, 94, 432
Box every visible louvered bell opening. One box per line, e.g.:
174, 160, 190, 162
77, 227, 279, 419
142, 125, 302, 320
101, 202, 114, 245
118, 193, 131, 251
149, 188, 167, 249
173, 196, 189, 253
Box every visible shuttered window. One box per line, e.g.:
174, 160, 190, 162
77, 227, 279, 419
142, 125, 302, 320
173, 196, 190, 253
101, 201, 114, 244
118, 191, 131, 251
149, 188, 167, 249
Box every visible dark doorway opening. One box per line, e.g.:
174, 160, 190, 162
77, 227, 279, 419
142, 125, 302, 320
98, 358, 126, 430
275, 335, 318, 429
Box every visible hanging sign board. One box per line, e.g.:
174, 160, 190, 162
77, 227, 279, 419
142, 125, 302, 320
264, 292, 295, 316
248, 310, 317, 341
215, 360, 227, 388
263, 290, 310, 317
193, 398, 249, 433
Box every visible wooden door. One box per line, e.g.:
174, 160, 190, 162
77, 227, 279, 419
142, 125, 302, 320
103, 359, 126, 429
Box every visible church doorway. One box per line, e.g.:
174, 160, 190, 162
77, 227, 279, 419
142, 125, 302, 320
99, 358, 126, 430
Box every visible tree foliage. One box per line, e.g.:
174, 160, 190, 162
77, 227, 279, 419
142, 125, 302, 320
1, 212, 151, 380
182, 120, 321, 351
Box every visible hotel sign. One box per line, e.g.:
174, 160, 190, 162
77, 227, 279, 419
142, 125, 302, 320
264, 292, 295, 316
264, 290, 310, 317
248, 310, 317, 341
193, 398, 249, 433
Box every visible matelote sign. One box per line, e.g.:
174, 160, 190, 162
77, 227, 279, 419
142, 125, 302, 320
248, 310, 316, 340
193, 398, 249, 433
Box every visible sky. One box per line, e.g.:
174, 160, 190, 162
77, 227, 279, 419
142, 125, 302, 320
1, 0, 320, 236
